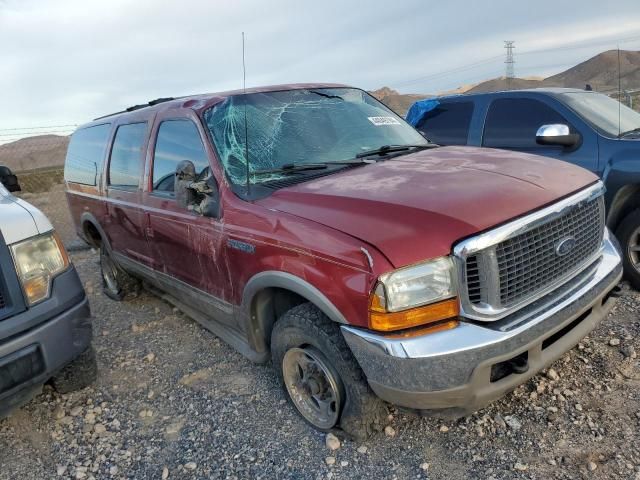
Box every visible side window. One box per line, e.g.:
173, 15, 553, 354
415, 102, 474, 145
483, 98, 568, 148
64, 124, 111, 185
108, 123, 147, 187
152, 120, 209, 193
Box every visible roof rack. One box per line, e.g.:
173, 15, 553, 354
93, 97, 176, 121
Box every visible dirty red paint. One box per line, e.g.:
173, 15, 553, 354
65, 84, 598, 329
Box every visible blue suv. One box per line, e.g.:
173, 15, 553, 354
407, 88, 640, 287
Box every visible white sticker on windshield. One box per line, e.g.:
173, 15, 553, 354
367, 116, 401, 126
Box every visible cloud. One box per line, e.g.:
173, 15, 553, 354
0, 0, 639, 131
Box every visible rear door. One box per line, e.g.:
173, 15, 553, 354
481, 96, 598, 172
414, 100, 475, 145
104, 122, 153, 266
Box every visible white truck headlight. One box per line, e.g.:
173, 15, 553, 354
377, 257, 456, 311
11, 232, 70, 305
369, 257, 458, 332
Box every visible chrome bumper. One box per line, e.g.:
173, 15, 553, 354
341, 233, 622, 415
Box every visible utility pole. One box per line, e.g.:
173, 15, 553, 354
504, 41, 515, 90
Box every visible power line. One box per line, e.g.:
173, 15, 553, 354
0, 124, 77, 132
394, 31, 640, 90
392, 54, 504, 88
0, 130, 75, 138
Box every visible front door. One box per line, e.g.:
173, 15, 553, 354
141, 114, 233, 326
481, 97, 598, 173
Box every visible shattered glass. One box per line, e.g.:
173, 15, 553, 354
204, 88, 427, 185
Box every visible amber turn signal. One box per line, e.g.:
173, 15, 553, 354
369, 297, 460, 332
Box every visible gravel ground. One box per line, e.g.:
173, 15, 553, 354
0, 249, 639, 480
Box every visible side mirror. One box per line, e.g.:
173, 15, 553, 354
0, 166, 21, 192
174, 160, 220, 218
536, 124, 581, 148
197, 176, 221, 218
175, 160, 197, 209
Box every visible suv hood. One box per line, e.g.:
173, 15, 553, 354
258, 146, 599, 268
0, 184, 53, 245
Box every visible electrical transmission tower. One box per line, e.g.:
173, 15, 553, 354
504, 41, 515, 89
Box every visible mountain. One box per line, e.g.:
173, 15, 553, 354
375, 49, 640, 115
370, 87, 431, 116
0, 135, 69, 172
543, 49, 640, 91
465, 77, 544, 94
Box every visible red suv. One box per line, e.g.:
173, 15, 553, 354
65, 84, 622, 438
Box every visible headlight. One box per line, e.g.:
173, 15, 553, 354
11, 232, 70, 305
369, 257, 459, 332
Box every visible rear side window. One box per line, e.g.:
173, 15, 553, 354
415, 102, 474, 145
483, 98, 568, 148
152, 120, 209, 193
64, 124, 111, 185
108, 123, 147, 187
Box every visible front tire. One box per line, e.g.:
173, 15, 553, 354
271, 303, 387, 439
615, 209, 640, 289
50, 346, 98, 394
100, 246, 140, 301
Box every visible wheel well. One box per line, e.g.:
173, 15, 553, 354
251, 288, 308, 353
82, 221, 103, 248
607, 185, 640, 233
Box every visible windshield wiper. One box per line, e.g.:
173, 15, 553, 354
619, 127, 640, 138
253, 160, 368, 176
355, 144, 435, 158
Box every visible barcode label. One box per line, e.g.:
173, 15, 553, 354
367, 116, 401, 126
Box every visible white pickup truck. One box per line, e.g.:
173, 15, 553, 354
0, 168, 95, 417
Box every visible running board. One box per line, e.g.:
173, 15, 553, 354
143, 282, 269, 364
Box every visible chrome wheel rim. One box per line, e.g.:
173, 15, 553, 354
282, 347, 342, 429
628, 226, 640, 269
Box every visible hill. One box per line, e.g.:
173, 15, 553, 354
543, 49, 640, 91
465, 77, 545, 94
375, 49, 640, 115
370, 87, 431, 115
0, 135, 69, 172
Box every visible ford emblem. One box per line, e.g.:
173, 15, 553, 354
555, 236, 577, 256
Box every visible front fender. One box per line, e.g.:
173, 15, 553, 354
241, 270, 348, 325
602, 152, 640, 229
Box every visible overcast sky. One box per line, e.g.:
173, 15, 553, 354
1, 0, 640, 137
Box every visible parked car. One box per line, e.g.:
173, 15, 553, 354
407, 88, 640, 288
65, 84, 621, 438
0, 167, 96, 418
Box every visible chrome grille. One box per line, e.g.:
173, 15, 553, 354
465, 255, 482, 304
495, 197, 604, 306
460, 184, 606, 320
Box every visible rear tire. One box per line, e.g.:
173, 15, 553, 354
100, 246, 140, 301
50, 346, 98, 394
615, 209, 640, 290
271, 303, 387, 440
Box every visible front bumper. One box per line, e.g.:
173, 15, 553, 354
0, 267, 92, 417
341, 235, 622, 416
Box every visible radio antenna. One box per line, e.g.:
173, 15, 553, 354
243, 32, 251, 197
618, 45, 622, 138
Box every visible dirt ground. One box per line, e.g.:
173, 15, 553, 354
0, 186, 639, 479
16, 183, 77, 247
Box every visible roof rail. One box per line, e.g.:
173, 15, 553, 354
93, 97, 176, 121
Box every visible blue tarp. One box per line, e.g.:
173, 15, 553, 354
405, 99, 440, 127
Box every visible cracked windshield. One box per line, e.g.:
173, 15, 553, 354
203, 88, 428, 184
